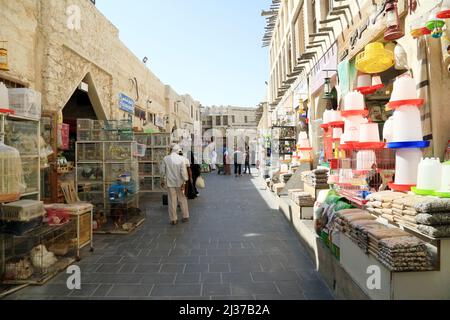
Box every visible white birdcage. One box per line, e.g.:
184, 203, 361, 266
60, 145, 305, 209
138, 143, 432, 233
0, 141, 25, 202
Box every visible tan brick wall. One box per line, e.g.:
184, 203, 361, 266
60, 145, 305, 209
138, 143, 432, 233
0, 0, 197, 132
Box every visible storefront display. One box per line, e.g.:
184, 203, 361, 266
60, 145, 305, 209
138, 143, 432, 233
75, 119, 142, 234
135, 132, 170, 193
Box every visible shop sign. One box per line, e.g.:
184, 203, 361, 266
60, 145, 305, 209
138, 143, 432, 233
118, 93, 135, 113
310, 43, 338, 95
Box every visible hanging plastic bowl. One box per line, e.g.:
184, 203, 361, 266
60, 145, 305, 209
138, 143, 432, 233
353, 142, 386, 150
355, 84, 384, 95
426, 15, 445, 31
437, 9, 450, 19
356, 42, 395, 74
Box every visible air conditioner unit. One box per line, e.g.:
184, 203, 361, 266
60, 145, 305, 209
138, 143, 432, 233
78, 82, 89, 93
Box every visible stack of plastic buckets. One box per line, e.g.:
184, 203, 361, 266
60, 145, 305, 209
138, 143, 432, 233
340, 91, 369, 145
386, 75, 429, 192
297, 131, 312, 161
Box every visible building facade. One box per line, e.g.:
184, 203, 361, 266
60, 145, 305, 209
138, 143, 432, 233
262, 0, 450, 160
0, 0, 200, 134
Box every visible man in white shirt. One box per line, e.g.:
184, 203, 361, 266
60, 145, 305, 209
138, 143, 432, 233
161, 144, 190, 225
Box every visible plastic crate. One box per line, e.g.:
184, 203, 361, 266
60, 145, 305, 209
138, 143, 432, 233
7, 88, 42, 120
0, 200, 44, 222
91, 130, 105, 141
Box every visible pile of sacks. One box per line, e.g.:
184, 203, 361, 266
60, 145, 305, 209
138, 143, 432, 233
288, 189, 315, 207
302, 168, 329, 188
393, 196, 450, 238
334, 208, 433, 271
377, 236, 433, 272
366, 191, 450, 238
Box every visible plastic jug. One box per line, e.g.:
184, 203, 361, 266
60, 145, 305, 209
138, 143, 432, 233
417, 158, 442, 191
394, 149, 423, 185
344, 116, 367, 142
392, 106, 423, 142
440, 161, 450, 192
0, 82, 9, 109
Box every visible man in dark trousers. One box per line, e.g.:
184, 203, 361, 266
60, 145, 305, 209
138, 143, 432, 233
233, 148, 244, 177
243, 148, 251, 174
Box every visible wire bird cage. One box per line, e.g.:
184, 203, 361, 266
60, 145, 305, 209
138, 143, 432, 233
330, 147, 396, 206
1, 220, 77, 284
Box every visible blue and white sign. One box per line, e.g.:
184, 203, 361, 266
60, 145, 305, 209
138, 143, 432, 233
118, 93, 135, 113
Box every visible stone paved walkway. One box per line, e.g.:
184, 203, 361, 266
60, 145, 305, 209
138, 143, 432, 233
6, 172, 334, 300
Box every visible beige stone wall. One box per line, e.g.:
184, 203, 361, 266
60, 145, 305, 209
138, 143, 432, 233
0, 0, 199, 132
0, 0, 41, 87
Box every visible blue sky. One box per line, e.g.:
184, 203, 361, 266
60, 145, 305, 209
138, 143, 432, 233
97, 0, 270, 107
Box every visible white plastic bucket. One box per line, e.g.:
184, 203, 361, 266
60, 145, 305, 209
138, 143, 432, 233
344, 91, 365, 111
359, 123, 380, 143
394, 149, 423, 185
417, 158, 442, 190
344, 116, 367, 142
392, 106, 423, 142
390, 75, 418, 102
357, 74, 372, 88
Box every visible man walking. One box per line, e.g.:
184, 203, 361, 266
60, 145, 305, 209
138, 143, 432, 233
161, 144, 190, 225
244, 148, 251, 175
233, 148, 244, 177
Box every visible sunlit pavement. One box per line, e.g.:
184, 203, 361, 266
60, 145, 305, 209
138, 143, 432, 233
6, 171, 334, 300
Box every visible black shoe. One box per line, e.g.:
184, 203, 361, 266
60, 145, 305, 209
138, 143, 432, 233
182, 218, 189, 223
171, 221, 178, 226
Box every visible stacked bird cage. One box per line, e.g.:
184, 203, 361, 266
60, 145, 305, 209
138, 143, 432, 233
1, 219, 77, 284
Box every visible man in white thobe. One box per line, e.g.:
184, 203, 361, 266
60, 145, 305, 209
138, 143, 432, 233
161, 144, 190, 225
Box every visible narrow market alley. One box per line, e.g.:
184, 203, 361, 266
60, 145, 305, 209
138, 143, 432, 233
6, 173, 334, 300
